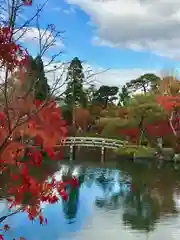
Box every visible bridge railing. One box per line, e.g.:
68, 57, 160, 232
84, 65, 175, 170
27, 137, 125, 150
62, 137, 124, 144
61, 137, 124, 149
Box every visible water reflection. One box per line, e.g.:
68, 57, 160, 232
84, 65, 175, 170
62, 169, 85, 223
58, 164, 180, 229
1, 161, 180, 239
123, 184, 160, 232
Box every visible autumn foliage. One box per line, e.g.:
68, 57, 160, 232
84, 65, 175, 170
118, 95, 180, 145
0, 27, 27, 69
0, 26, 79, 240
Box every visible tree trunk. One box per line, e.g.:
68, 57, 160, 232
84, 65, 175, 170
142, 84, 147, 94
138, 116, 144, 145
105, 98, 108, 109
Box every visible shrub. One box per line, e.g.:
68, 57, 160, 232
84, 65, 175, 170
116, 145, 154, 158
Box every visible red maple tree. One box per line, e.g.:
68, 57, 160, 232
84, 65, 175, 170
0, 26, 78, 240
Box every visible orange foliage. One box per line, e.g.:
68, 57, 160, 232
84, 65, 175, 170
0, 26, 79, 240
0, 96, 71, 217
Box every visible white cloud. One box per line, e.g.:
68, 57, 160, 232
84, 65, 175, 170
87, 66, 160, 88
44, 61, 69, 95
66, 0, 180, 59
63, 7, 76, 14
44, 59, 161, 93
14, 27, 64, 49
51, 6, 75, 14
51, 7, 62, 12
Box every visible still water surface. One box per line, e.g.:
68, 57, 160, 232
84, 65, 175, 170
1, 160, 180, 240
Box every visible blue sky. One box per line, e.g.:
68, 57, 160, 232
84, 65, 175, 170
15, 0, 180, 86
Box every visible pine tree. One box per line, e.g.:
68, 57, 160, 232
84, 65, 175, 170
22, 55, 37, 93
34, 55, 50, 100
23, 55, 50, 100
64, 57, 87, 108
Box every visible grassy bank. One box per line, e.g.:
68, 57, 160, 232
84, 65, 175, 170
115, 145, 174, 161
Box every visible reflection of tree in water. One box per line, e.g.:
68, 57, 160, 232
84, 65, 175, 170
90, 164, 180, 232
60, 163, 180, 229
62, 184, 80, 224
85, 172, 94, 188
96, 173, 113, 192
117, 161, 180, 232
118, 162, 180, 216
94, 169, 126, 209
123, 184, 161, 232
61, 168, 85, 223
94, 171, 161, 231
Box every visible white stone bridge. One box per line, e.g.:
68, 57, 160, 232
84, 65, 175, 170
61, 137, 124, 162
28, 137, 124, 162
60, 137, 124, 150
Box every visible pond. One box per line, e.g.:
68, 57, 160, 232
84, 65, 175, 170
1, 160, 180, 240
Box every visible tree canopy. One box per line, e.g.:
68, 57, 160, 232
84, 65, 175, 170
23, 55, 50, 100
126, 73, 161, 94
93, 85, 118, 108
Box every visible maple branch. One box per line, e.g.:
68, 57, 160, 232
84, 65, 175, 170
0, 207, 24, 224
13, 0, 49, 41
0, 1, 54, 154
35, 13, 64, 59
84, 67, 110, 81
0, 0, 68, 159
0, 69, 68, 152
45, 62, 108, 99
2, 0, 17, 133
44, 61, 71, 73
4, 68, 11, 133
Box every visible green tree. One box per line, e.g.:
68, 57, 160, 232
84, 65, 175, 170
34, 55, 50, 100
22, 55, 38, 92
127, 94, 165, 123
102, 94, 166, 145
23, 55, 50, 100
118, 85, 130, 106
93, 85, 119, 108
127, 94, 166, 145
126, 73, 161, 94
64, 57, 87, 108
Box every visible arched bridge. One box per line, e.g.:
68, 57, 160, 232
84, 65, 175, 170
28, 137, 124, 163
60, 137, 124, 150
